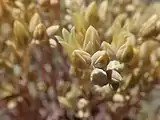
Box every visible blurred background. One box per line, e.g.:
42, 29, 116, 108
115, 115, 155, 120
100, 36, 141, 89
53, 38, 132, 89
0, 0, 160, 120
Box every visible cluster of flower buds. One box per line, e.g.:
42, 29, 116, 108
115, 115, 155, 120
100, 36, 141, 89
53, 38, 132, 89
57, 1, 160, 118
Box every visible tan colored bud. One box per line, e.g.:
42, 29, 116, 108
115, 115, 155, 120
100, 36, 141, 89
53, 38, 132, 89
128, 47, 139, 66
100, 41, 116, 59
46, 25, 59, 37
128, 12, 141, 33
14, 1, 25, 11
139, 14, 158, 37
13, 20, 30, 49
72, 12, 86, 34
72, 50, 91, 69
62, 28, 70, 41
91, 50, 109, 69
29, 13, 41, 33
139, 40, 160, 62
84, 1, 98, 24
106, 13, 127, 38
116, 42, 133, 63
33, 23, 46, 40
98, 0, 108, 21
112, 29, 135, 51
83, 26, 100, 55
90, 68, 108, 87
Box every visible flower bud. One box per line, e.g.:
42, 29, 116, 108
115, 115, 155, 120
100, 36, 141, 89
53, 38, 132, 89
72, 12, 86, 34
106, 13, 127, 38
33, 23, 46, 40
139, 14, 158, 37
116, 42, 133, 63
13, 20, 30, 49
139, 40, 159, 63
72, 50, 91, 69
84, 1, 98, 24
29, 13, 41, 33
91, 50, 109, 69
100, 41, 116, 59
98, 0, 108, 21
83, 26, 100, 55
90, 68, 108, 86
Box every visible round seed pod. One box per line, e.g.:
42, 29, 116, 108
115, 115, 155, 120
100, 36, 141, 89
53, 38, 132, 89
107, 70, 122, 91
112, 70, 123, 82
90, 68, 108, 87
13, 20, 30, 49
110, 80, 120, 91
91, 50, 109, 70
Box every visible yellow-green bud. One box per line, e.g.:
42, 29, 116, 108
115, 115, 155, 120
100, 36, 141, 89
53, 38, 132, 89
72, 50, 91, 69
13, 20, 30, 49
83, 26, 100, 55
116, 43, 134, 63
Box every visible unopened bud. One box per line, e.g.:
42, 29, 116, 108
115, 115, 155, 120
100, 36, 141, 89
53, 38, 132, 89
72, 50, 91, 69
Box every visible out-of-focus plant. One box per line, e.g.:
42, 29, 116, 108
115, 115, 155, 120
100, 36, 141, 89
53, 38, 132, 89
0, 0, 160, 120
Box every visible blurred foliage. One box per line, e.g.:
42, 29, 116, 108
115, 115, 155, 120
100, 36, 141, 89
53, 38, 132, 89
0, 0, 160, 120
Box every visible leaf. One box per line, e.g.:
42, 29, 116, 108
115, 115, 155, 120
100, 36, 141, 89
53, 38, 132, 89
72, 12, 86, 34
62, 28, 70, 42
